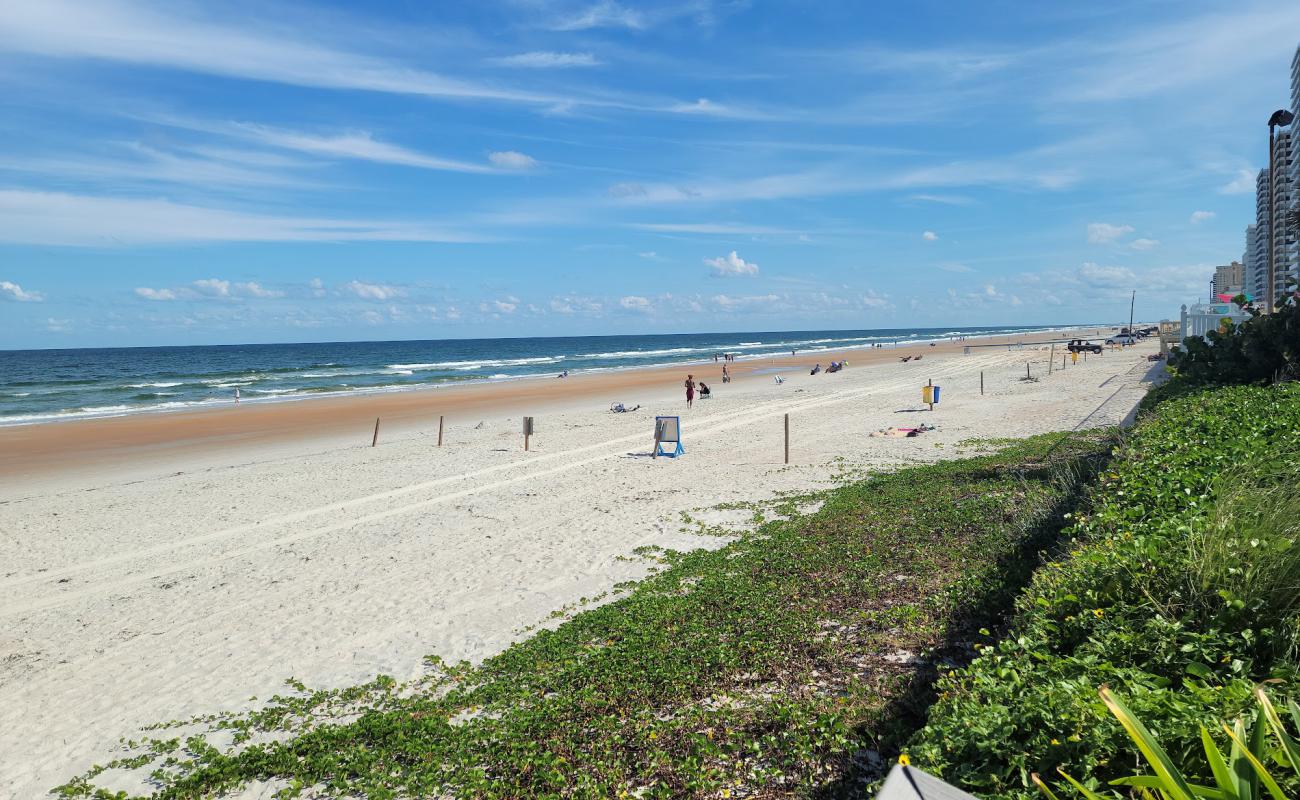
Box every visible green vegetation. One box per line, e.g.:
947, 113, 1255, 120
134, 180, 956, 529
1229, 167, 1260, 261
907, 384, 1300, 800
57, 431, 1114, 799
1036, 686, 1300, 800
1165, 294, 1300, 390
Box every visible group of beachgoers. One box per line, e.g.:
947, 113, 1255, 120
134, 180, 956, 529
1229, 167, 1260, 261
683, 374, 713, 408
809, 360, 847, 376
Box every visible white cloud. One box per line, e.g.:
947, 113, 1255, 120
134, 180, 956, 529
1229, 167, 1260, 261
0, 189, 481, 246
192, 278, 231, 297
489, 51, 600, 68
550, 295, 603, 315
1130, 238, 1160, 250
1078, 262, 1137, 288
922, 230, 938, 241
549, 1, 646, 31
235, 281, 282, 298
712, 293, 782, 310
938, 262, 973, 273
480, 299, 517, 314
619, 295, 651, 311
344, 280, 405, 301
1189, 210, 1216, 224
134, 287, 178, 301
45, 317, 72, 332
1219, 170, 1256, 195
1086, 222, 1135, 244
705, 250, 759, 277
487, 150, 538, 170
860, 289, 890, 308
0, 280, 43, 301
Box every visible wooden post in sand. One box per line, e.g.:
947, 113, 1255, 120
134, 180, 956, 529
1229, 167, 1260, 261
980, 371, 984, 395
1049, 343, 1055, 374
372, 417, 380, 447
927, 378, 934, 411
1026, 362, 1031, 380
523, 416, 534, 451
784, 413, 790, 464
652, 422, 663, 460
437, 415, 444, 447
1063, 354, 1067, 370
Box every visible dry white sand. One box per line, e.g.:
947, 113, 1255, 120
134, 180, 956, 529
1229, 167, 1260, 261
0, 340, 1163, 797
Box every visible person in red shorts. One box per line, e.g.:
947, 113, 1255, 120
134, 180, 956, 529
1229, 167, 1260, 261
684, 374, 696, 408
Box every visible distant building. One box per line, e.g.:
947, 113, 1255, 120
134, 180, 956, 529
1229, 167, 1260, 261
1253, 129, 1297, 305
1244, 224, 1260, 297
1275, 129, 1297, 297
1212, 261, 1245, 298
1253, 168, 1272, 300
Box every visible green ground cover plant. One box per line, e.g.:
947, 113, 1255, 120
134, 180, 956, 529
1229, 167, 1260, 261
57, 431, 1114, 800
907, 384, 1300, 800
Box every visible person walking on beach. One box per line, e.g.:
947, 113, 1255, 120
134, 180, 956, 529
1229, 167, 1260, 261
685, 374, 696, 408
722, 363, 730, 383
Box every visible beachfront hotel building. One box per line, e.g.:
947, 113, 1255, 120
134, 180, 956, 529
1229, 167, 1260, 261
1213, 261, 1245, 298
1276, 128, 1297, 296
1252, 169, 1272, 299
1250, 130, 1297, 304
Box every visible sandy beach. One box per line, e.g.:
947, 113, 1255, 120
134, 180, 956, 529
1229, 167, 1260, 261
0, 329, 1160, 797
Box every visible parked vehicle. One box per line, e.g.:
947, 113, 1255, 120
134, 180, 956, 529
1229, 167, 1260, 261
1067, 339, 1102, 354
1106, 334, 1136, 346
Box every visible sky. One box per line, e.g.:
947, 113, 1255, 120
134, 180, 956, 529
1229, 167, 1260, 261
1, 0, 1298, 349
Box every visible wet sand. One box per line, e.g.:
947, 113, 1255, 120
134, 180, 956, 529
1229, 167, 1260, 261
0, 327, 1114, 489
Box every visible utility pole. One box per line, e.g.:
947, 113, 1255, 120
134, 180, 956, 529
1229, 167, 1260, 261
1128, 290, 1135, 338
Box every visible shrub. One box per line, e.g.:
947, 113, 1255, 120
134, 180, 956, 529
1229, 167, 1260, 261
1167, 294, 1300, 388
906, 384, 1300, 800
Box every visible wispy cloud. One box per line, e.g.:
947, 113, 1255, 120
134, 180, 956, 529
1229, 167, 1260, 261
1056, 4, 1300, 103
488, 51, 601, 69
0, 189, 484, 246
1086, 222, 1134, 244
0, 142, 313, 189
922, 231, 938, 241
488, 150, 538, 170
548, 1, 647, 31
631, 222, 795, 235
0, 0, 562, 106
345, 281, 406, 301
1219, 169, 1257, 195
231, 125, 502, 173
1189, 210, 1216, 224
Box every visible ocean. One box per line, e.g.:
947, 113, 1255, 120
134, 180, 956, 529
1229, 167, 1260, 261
0, 325, 1075, 425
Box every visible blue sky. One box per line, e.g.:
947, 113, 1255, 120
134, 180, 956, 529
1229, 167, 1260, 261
1, 0, 1297, 348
